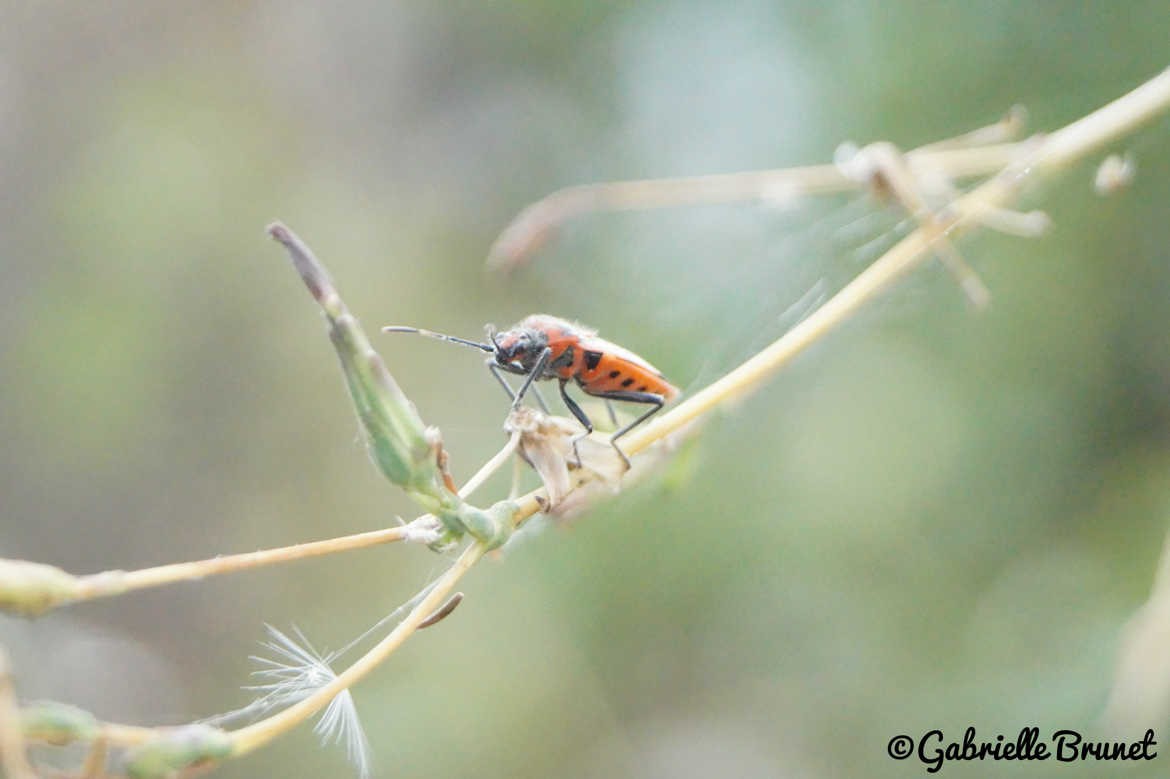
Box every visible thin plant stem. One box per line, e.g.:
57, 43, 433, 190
458, 432, 521, 500
97, 723, 156, 747
486, 113, 1035, 269
66, 526, 413, 604
79, 737, 108, 778
486, 142, 1031, 265
561, 141, 1028, 206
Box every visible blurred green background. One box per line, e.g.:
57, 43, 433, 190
2, 2, 1170, 777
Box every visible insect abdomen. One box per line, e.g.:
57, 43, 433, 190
577, 351, 679, 399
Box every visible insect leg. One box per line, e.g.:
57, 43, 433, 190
488, 358, 551, 412
605, 400, 618, 427
558, 379, 594, 468
593, 390, 666, 470
512, 347, 552, 410
531, 385, 551, 414
487, 360, 518, 402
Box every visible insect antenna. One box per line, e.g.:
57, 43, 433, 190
381, 326, 495, 353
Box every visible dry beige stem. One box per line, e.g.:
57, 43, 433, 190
488, 105, 1033, 272
836, 140, 992, 308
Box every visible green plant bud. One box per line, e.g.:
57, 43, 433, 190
123, 724, 232, 778
22, 701, 99, 744
0, 559, 81, 617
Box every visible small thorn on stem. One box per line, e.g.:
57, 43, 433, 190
418, 592, 464, 629
1095, 153, 1137, 195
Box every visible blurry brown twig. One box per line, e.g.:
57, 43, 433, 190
837, 140, 996, 308
486, 106, 1032, 271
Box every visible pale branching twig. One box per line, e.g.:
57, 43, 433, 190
71, 525, 419, 601
458, 432, 522, 500
835, 140, 994, 307
486, 142, 1031, 271
485, 106, 1034, 271
0, 524, 423, 617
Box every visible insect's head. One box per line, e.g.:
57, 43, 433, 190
381, 319, 553, 374
489, 324, 549, 372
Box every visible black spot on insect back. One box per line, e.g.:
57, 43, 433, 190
621, 378, 635, 388
608, 370, 621, 379
584, 350, 603, 371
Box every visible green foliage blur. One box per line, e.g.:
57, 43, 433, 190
2, 3, 1170, 777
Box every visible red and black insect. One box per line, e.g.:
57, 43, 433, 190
383, 314, 679, 468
